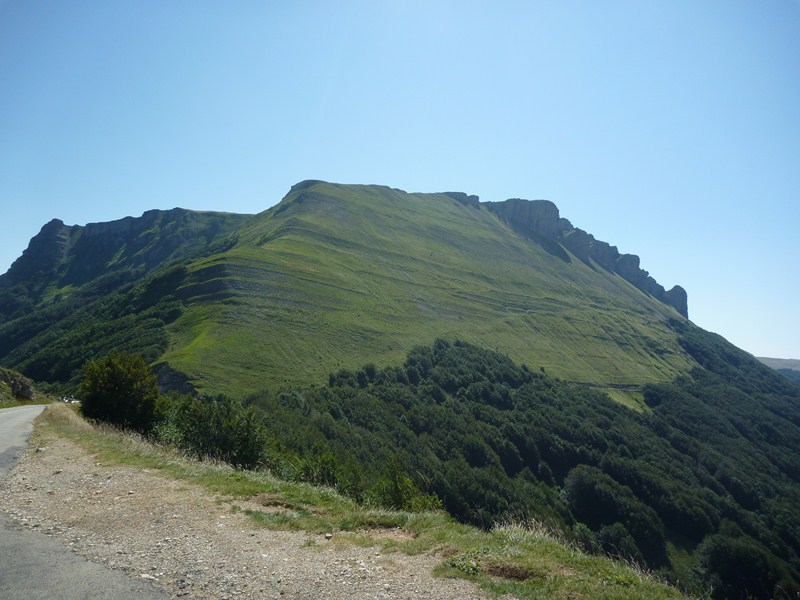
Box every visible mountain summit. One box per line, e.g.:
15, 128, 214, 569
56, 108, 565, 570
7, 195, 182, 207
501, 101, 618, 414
2, 180, 690, 399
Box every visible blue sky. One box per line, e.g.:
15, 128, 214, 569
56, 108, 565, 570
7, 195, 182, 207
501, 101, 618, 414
1, 1, 798, 358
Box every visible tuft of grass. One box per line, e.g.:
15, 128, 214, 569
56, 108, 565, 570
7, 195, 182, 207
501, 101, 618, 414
33, 404, 689, 599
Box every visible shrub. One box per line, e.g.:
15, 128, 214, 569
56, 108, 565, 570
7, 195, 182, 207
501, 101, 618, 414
696, 533, 784, 600
369, 454, 442, 511
79, 351, 159, 433
169, 394, 267, 469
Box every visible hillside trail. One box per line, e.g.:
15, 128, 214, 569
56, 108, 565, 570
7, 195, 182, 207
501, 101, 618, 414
0, 429, 494, 600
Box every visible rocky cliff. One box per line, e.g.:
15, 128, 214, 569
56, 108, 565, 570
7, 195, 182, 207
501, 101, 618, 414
0, 367, 36, 400
0, 208, 251, 318
485, 199, 688, 318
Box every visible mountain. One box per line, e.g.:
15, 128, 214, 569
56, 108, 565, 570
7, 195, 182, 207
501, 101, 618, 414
1, 181, 692, 401
758, 358, 800, 371
758, 358, 800, 385
4, 180, 800, 597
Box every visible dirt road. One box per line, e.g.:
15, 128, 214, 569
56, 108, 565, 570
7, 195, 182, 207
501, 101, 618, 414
0, 406, 490, 599
0, 405, 171, 600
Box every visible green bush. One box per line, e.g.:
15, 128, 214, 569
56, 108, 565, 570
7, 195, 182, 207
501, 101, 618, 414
167, 394, 267, 469
368, 454, 443, 512
79, 351, 159, 433
696, 533, 785, 600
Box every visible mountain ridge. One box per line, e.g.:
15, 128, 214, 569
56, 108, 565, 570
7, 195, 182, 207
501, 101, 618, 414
1, 207, 251, 312
482, 197, 688, 317
758, 357, 800, 385
2, 180, 692, 399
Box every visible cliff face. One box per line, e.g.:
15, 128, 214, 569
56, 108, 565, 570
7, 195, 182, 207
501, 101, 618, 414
1, 219, 77, 288
0, 367, 36, 400
485, 199, 688, 318
0, 208, 252, 320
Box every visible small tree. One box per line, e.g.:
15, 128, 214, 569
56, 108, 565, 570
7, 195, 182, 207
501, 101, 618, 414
80, 351, 159, 433
370, 454, 442, 512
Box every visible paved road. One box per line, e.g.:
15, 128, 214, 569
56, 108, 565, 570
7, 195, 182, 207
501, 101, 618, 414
0, 405, 171, 600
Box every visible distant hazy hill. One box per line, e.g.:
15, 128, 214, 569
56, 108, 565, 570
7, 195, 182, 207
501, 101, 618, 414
1, 181, 693, 400
758, 357, 800, 371
758, 357, 800, 385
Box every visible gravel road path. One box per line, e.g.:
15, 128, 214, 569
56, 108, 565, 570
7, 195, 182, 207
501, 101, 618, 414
0, 426, 491, 600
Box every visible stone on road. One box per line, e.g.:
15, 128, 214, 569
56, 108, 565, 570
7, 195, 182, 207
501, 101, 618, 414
0, 405, 170, 600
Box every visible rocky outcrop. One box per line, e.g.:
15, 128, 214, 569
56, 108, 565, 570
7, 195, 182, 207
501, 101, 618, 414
486, 199, 561, 241
0, 219, 77, 289
485, 200, 689, 318
665, 285, 688, 319
0, 209, 251, 309
153, 363, 196, 395
0, 367, 36, 400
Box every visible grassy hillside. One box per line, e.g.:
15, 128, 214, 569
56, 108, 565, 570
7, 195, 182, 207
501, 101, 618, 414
0, 209, 249, 388
158, 181, 693, 398
1, 181, 696, 400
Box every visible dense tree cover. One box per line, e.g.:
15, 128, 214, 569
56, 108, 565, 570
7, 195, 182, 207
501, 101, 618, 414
778, 369, 800, 385
249, 332, 800, 599
0, 268, 184, 390
79, 352, 267, 469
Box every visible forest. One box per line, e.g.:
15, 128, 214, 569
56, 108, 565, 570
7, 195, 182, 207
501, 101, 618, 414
245, 323, 800, 599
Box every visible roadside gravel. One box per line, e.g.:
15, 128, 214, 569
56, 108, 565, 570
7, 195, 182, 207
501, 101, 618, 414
0, 434, 491, 600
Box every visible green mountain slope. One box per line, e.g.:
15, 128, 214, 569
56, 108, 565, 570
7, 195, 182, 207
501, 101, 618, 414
2, 180, 692, 398
0, 208, 249, 385
161, 181, 694, 398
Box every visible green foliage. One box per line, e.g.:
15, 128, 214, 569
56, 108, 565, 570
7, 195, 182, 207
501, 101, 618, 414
79, 351, 159, 433
0, 209, 247, 392
572, 522, 600, 554
368, 454, 443, 512
597, 522, 644, 564
160, 394, 267, 469
563, 465, 667, 566
696, 533, 788, 600
0, 276, 179, 390
250, 335, 800, 599
38, 403, 687, 600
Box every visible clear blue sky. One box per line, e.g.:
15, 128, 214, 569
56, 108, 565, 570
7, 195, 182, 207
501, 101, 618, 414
1, 1, 798, 359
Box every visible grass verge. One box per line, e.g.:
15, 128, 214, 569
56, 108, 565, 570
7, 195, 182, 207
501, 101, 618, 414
33, 404, 687, 600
